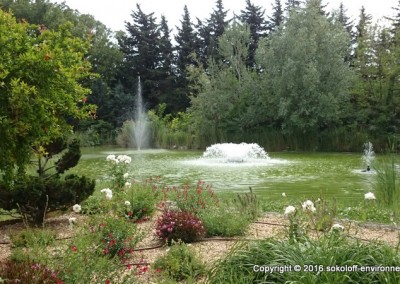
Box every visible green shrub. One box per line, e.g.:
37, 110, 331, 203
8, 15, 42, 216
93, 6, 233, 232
199, 204, 252, 237
156, 210, 206, 244
170, 181, 219, 215
10, 228, 56, 248
153, 240, 205, 281
120, 180, 160, 222
0, 174, 95, 225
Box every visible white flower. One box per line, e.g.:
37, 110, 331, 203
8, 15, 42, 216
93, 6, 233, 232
123, 173, 129, 179
302, 200, 316, 213
364, 192, 376, 200
331, 223, 344, 231
284, 205, 296, 215
125, 201, 131, 206
100, 188, 112, 195
282, 192, 286, 197
106, 154, 116, 162
125, 181, 132, 188
117, 155, 132, 164
72, 204, 81, 213
101, 188, 113, 200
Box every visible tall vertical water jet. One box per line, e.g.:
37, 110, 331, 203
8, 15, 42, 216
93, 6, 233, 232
133, 76, 150, 150
362, 141, 375, 171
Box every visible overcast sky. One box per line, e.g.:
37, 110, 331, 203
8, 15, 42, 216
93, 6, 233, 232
50, 0, 399, 33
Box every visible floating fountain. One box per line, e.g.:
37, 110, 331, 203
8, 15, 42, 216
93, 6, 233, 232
203, 143, 269, 163
132, 77, 150, 150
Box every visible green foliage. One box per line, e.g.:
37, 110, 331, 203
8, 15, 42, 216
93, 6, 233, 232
0, 10, 95, 181
0, 174, 95, 225
256, 1, 353, 133
120, 180, 160, 222
169, 181, 219, 215
115, 120, 136, 148
209, 236, 400, 283
233, 187, 261, 220
199, 203, 252, 237
156, 210, 206, 244
10, 228, 56, 248
153, 240, 205, 282
374, 155, 400, 216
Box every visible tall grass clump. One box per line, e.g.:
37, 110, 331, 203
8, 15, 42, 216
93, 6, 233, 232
374, 155, 400, 215
208, 235, 400, 284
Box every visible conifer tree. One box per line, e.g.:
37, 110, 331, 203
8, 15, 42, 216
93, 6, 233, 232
269, 0, 284, 32
196, 0, 230, 66
239, 0, 268, 69
118, 4, 162, 108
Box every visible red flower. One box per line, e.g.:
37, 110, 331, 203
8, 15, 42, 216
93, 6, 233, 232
126, 264, 132, 270
105, 279, 111, 284
71, 245, 77, 252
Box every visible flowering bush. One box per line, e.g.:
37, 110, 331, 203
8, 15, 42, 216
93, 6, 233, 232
0, 260, 63, 284
120, 179, 161, 222
169, 180, 218, 214
105, 154, 132, 190
94, 216, 141, 260
156, 210, 206, 244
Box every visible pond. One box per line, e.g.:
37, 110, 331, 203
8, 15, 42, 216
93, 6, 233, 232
70, 145, 375, 202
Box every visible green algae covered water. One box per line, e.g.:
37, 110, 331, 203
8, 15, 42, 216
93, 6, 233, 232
71, 146, 375, 202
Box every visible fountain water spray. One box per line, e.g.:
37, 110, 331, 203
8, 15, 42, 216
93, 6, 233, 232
202, 143, 269, 163
362, 141, 375, 170
133, 77, 150, 150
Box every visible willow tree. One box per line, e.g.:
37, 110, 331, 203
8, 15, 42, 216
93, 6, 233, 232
256, 0, 353, 133
0, 10, 95, 181
189, 21, 257, 145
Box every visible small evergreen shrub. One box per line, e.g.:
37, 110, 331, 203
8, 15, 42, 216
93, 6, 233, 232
156, 210, 206, 244
153, 240, 205, 281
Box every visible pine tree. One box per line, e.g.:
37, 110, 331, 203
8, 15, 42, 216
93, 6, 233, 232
239, 0, 268, 69
285, 0, 302, 12
175, 5, 199, 79
334, 2, 355, 64
118, 4, 162, 108
196, 0, 230, 66
269, 0, 284, 32
159, 15, 184, 112
174, 5, 199, 111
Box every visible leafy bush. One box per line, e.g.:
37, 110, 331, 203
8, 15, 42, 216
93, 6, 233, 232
156, 210, 206, 244
0, 260, 63, 284
10, 229, 56, 248
200, 207, 251, 237
120, 180, 160, 222
90, 216, 142, 259
153, 240, 205, 281
170, 181, 219, 214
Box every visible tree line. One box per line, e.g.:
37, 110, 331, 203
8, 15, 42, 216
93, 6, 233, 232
1, 0, 400, 151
